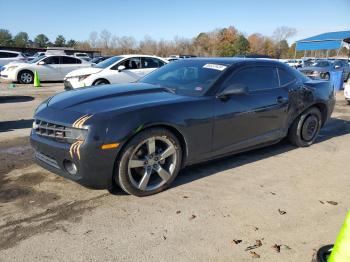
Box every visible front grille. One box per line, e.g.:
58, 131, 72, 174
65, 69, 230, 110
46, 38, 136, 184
33, 119, 73, 143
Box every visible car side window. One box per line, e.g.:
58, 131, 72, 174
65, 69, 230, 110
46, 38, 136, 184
0, 52, 7, 58
224, 66, 279, 92
141, 57, 165, 68
43, 56, 60, 64
7, 52, 19, 58
113, 58, 141, 70
278, 68, 296, 86
61, 57, 81, 64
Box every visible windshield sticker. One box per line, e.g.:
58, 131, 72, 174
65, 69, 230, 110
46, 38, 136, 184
203, 64, 227, 71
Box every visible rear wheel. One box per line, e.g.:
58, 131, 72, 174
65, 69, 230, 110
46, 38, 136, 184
93, 79, 109, 85
115, 128, 182, 196
18, 70, 34, 84
288, 107, 322, 147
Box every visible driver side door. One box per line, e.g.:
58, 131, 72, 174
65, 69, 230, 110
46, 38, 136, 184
212, 65, 289, 155
108, 57, 143, 83
36, 56, 61, 81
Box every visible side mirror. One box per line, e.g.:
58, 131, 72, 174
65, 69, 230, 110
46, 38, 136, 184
38, 61, 45, 65
117, 65, 126, 72
217, 84, 249, 99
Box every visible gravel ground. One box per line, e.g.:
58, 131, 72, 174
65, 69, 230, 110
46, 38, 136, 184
0, 81, 349, 262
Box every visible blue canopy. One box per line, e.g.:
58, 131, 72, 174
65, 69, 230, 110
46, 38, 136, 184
296, 30, 350, 51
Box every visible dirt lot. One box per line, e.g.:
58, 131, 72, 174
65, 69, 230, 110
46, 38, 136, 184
0, 82, 349, 262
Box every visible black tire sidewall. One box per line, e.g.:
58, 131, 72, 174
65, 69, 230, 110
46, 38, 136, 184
116, 128, 182, 197
93, 79, 109, 85
289, 107, 322, 147
18, 70, 34, 84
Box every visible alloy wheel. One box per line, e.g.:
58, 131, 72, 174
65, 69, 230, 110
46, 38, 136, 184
20, 72, 33, 84
127, 136, 177, 191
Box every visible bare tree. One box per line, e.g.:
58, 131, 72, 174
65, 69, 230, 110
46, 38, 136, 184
100, 29, 112, 48
89, 31, 98, 48
272, 26, 297, 42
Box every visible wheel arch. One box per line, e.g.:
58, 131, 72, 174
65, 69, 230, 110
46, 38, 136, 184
92, 78, 110, 85
17, 69, 34, 82
116, 123, 188, 167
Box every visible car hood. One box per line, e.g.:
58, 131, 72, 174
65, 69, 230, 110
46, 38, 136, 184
300, 66, 328, 72
4, 62, 28, 68
65, 67, 103, 78
46, 83, 190, 114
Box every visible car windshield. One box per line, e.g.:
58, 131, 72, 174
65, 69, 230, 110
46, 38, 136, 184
30, 56, 46, 64
94, 56, 123, 68
312, 61, 330, 67
139, 59, 229, 96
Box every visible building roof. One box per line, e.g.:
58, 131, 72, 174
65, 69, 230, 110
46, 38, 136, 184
296, 30, 350, 51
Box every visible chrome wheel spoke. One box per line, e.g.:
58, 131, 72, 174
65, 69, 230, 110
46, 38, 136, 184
155, 166, 171, 182
129, 159, 145, 168
160, 145, 175, 160
147, 138, 155, 155
138, 169, 152, 190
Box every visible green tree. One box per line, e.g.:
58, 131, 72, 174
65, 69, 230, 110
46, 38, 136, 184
34, 34, 49, 47
54, 35, 66, 47
232, 35, 250, 55
13, 32, 29, 47
276, 39, 289, 58
0, 29, 12, 46
66, 39, 77, 47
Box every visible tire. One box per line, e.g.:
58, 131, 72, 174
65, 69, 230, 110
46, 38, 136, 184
316, 244, 333, 262
288, 107, 322, 147
93, 79, 109, 85
115, 128, 182, 197
18, 70, 34, 84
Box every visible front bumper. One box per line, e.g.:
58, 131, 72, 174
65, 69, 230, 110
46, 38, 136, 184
344, 87, 350, 100
64, 77, 90, 90
30, 130, 119, 189
0, 71, 16, 82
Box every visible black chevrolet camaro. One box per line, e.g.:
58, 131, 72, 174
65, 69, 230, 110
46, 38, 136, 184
30, 58, 335, 196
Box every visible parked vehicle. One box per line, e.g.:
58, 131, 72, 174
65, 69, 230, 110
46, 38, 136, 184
285, 59, 302, 68
74, 53, 91, 61
90, 56, 112, 64
64, 55, 167, 90
344, 80, 350, 104
31, 58, 335, 196
299, 59, 350, 81
0, 50, 26, 67
0, 55, 91, 83
26, 52, 46, 62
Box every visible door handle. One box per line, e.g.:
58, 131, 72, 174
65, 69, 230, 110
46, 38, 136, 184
277, 96, 288, 104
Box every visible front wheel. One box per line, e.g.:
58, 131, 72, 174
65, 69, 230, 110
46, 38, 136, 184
115, 128, 182, 196
93, 79, 109, 86
288, 107, 322, 147
18, 70, 34, 84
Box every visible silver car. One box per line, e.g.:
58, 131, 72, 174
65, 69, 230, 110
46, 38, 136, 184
299, 59, 350, 81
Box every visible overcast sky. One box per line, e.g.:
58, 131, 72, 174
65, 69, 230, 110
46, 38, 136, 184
1, 0, 349, 43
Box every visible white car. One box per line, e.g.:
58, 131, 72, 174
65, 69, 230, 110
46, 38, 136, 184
74, 52, 91, 61
0, 55, 92, 84
285, 59, 302, 68
64, 54, 168, 89
0, 50, 26, 67
345, 79, 350, 105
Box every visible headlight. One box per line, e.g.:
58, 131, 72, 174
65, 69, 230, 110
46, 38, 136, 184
78, 74, 91, 82
6, 66, 18, 71
65, 127, 88, 142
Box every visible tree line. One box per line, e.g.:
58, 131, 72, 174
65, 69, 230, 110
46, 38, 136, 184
1, 26, 339, 58
0, 29, 77, 49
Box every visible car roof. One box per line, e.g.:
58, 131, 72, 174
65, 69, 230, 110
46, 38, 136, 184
0, 50, 21, 54
177, 57, 284, 66
119, 54, 165, 59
